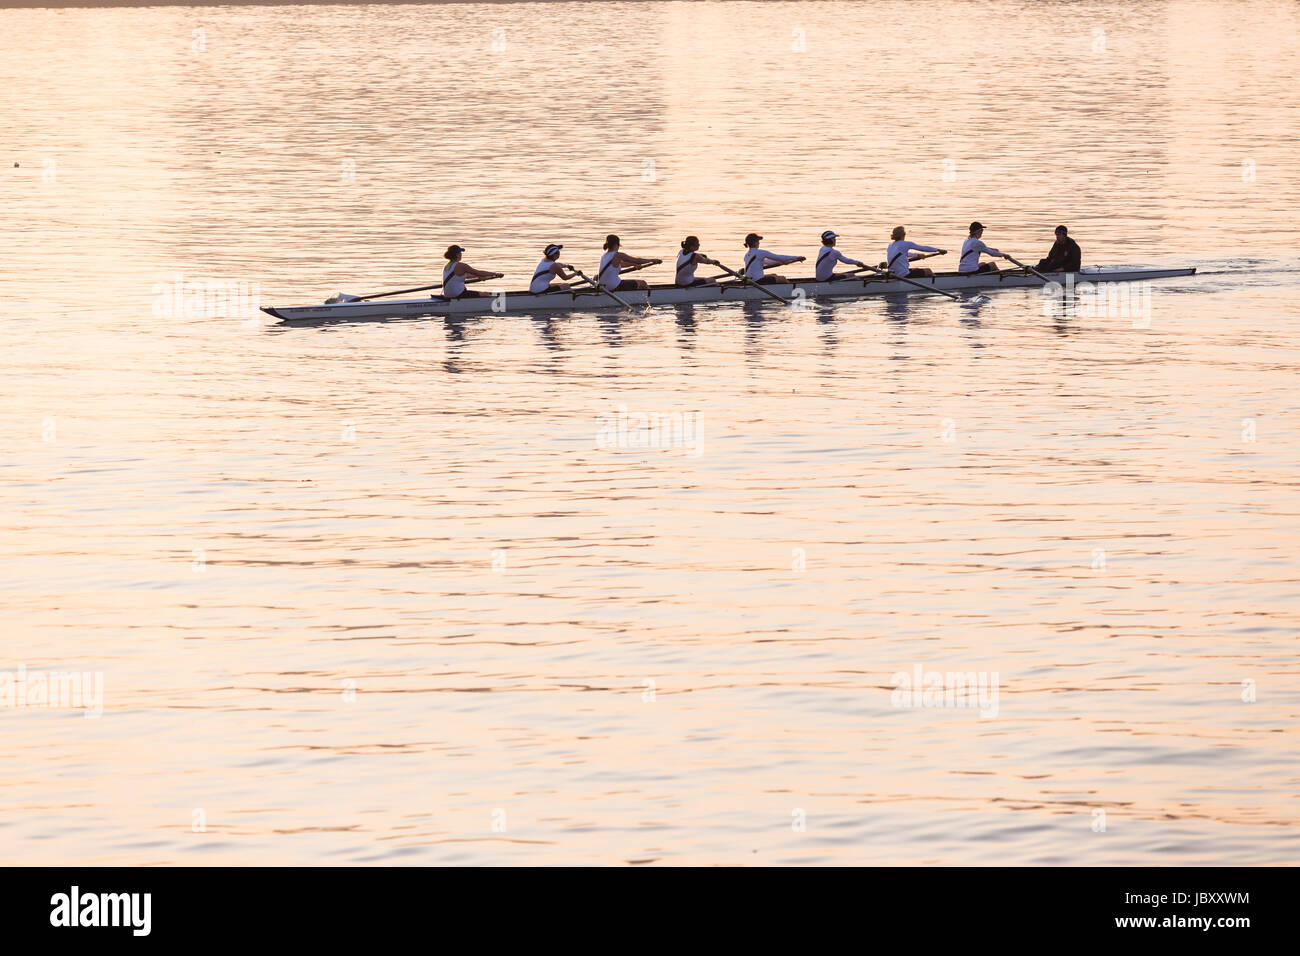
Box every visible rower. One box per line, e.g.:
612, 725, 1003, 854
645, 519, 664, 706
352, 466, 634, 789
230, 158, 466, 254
597, 235, 660, 292
1036, 225, 1082, 272
815, 230, 866, 281
442, 245, 502, 298
676, 236, 722, 287
742, 232, 804, 284
886, 227, 946, 279
530, 243, 578, 294
958, 221, 1010, 274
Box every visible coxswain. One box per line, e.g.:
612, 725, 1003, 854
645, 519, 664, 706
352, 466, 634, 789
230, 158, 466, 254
1035, 225, 1082, 272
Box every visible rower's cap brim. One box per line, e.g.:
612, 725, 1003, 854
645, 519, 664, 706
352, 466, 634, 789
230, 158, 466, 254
822, 231, 838, 241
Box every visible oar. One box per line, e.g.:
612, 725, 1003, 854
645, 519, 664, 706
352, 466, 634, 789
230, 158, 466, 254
620, 258, 663, 274
571, 269, 633, 309
845, 262, 961, 301
346, 275, 497, 302
1003, 255, 1053, 284
875, 250, 946, 271
715, 263, 791, 304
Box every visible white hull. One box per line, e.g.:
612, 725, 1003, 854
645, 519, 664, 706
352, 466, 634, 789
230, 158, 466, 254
264, 267, 1197, 324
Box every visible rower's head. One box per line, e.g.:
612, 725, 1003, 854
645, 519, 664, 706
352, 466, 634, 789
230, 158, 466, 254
681, 236, 700, 252
891, 226, 905, 241
603, 234, 620, 251
820, 230, 838, 247
444, 244, 464, 261
544, 243, 563, 260
1055, 225, 1069, 239
969, 221, 985, 237
744, 232, 762, 248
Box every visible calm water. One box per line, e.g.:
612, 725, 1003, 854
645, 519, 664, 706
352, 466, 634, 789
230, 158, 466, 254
2, 1, 1298, 865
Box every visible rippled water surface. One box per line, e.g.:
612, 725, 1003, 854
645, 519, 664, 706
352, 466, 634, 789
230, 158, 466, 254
1, 1, 1298, 865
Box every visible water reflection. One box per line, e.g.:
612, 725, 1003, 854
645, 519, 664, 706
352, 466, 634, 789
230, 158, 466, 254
672, 303, 697, 346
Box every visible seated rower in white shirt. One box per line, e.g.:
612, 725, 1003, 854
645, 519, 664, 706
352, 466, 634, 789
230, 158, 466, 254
815, 230, 867, 281
598, 234, 660, 292
530, 243, 579, 294
441, 245, 503, 298
676, 236, 722, 287
742, 232, 804, 285
885, 226, 946, 279
958, 221, 1010, 274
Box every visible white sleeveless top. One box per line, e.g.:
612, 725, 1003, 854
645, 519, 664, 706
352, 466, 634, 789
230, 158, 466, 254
598, 251, 621, 289
443, 262, 465, 297
676, 251, 698, 285
530, 259, 556, 294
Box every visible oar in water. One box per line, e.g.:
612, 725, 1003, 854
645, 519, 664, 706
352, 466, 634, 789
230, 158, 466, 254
1003, 256, 1053, 284
844, 262, 961, 301
714, 262, 791, 304
571, 269, 633, 309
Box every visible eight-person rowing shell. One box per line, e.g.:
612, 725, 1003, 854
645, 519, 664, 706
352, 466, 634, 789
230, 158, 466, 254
442, 245, 503, 298
886, 226, 946, 279
815, 230, 867, 281
599, 235, 661, 292
531, 243, 579, 293
430, 226, 1081, 302
676, 236, 722, 287
958, 221, 1011, 274
742, 232, 805, 284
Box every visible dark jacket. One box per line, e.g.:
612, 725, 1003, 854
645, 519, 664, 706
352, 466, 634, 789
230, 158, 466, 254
1037, 236, 1081, 272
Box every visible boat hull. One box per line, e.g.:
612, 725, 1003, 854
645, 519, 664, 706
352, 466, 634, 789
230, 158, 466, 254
263, 267, 1197, 324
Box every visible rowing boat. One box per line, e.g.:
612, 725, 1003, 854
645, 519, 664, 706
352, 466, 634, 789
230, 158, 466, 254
263, 267, 1196, 324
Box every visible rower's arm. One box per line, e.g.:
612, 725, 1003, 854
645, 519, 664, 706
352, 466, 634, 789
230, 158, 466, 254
612, 252, 657, 268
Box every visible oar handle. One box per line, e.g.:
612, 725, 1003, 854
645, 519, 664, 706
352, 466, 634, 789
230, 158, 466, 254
1004, 256, 1052, 282
846, 262, 961, 301
717, 263, 792, 304
572, 269, 633, 309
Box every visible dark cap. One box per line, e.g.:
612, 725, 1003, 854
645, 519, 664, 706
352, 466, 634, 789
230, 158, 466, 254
969, 221, 985, 234
1055, 225, 1069, 234
744, 232, 763, 245
544, 243, 563, 258
444, 244, 465, 258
